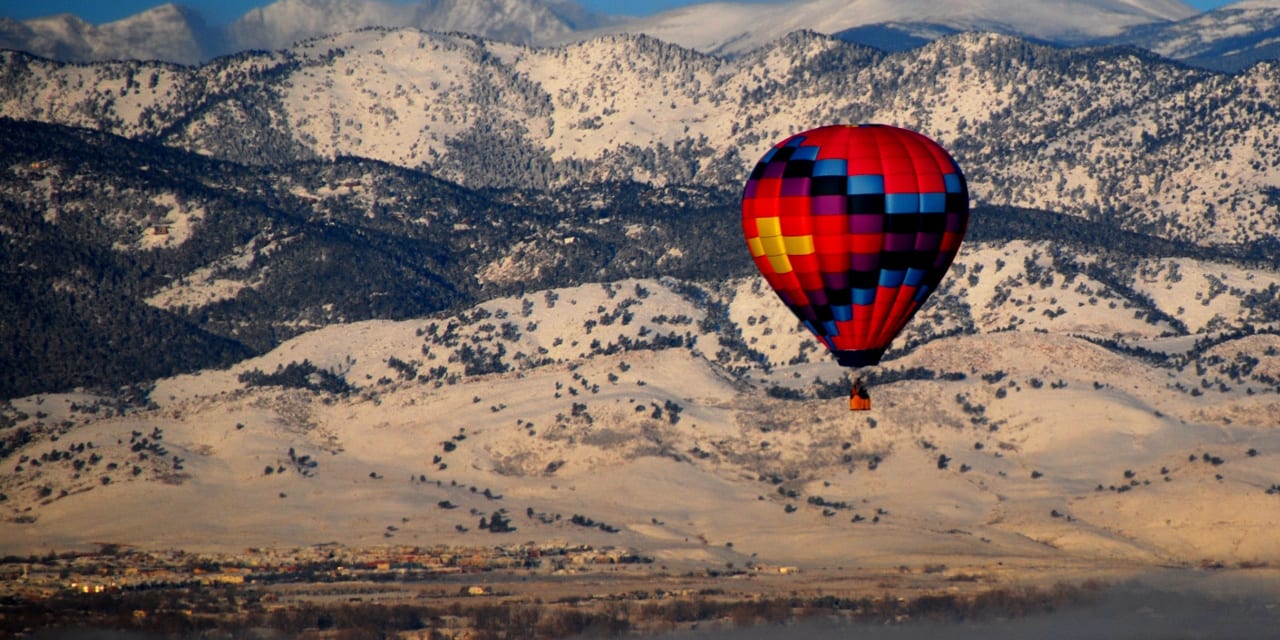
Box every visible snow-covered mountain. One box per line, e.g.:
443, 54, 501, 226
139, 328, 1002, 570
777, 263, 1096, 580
0, 0, 607, 65
1110, 0, 1280, 71
5, 0, 1280, 73
4, 29, 1279, 249
8, 0, 1274, 71
225, 0, 602, 56
572, 0, 1196, 56
0, 4, 217, 66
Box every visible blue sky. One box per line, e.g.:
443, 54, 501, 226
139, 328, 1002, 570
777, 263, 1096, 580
0, 0, 1237, 26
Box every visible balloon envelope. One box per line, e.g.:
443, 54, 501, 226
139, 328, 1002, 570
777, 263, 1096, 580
741, 124, 969, 367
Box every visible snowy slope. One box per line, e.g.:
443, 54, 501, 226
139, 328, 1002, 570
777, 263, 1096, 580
0, 0, 1219, 67
225, 0, 588, 53
4, 276, 1278, 568
6, 28, 1280, 248
0, 4, 213, 65
1112, 0, 1280, 71
570, 0, 1196, 56
0, 0, 600, 64
7, 0, 1280, 74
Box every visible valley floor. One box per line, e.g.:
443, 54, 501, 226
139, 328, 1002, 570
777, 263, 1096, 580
8, 542, 1276, 639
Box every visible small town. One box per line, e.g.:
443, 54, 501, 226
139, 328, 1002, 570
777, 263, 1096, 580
0, 541, 1110, 638
0, 541, 820, 638
2, 541, 658, 596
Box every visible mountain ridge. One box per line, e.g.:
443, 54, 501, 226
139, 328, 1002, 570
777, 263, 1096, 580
0, 4, 216, 66
1, 0, 605, 66
8, 0, 1272, 72
1106, 0, 1280, 71
570, 0, 1197, 56
5, 29, 1278, 249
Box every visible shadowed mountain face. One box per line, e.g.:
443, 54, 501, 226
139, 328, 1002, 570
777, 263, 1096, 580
0, 118, 747, 398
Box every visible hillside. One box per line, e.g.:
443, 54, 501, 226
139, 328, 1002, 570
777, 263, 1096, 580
1110, 0, 1280, 72
11, 0, 1280, 74
0, 0, 604, 66
3, 275, 1278, 569
4, 30, 1279, 249
0, 118, 741, 398
573, 0, 1195, 56
3, 0, 1226, 68
4, 113, 1277, 400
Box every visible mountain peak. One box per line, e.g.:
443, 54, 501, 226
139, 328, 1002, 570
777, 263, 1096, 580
0, 2, 212, 64
1, 0, 1274, 71
571, 0, 1198, 56
227, 0, 581, 52
1110, 0, 1280, 71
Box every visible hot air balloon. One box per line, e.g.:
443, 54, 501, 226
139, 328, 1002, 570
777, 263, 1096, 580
740, 124, 969, 409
